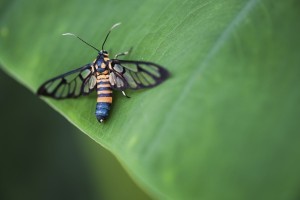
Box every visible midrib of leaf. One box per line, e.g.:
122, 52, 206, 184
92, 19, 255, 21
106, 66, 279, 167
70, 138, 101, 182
144, 0, 259, 157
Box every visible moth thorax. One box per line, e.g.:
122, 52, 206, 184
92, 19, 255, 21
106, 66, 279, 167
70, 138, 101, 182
101, 69, 109, 75
96, 64, 108, 73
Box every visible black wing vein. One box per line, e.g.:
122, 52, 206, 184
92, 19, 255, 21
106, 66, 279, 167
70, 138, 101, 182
109, 59, 169, 90
37, 64, 96, 99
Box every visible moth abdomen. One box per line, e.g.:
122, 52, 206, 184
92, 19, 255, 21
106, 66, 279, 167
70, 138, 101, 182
95, 79, 112, 123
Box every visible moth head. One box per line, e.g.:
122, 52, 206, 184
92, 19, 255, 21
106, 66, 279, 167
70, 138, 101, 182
100, 50, 109, 57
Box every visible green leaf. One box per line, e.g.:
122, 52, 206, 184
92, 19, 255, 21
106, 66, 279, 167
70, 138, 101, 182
1, 0, 300, 199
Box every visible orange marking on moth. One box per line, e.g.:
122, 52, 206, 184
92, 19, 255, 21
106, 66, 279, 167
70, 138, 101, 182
100, 62, 106, 69
97, 90, 112, 94
101, 70, 109, 75
97, 83, 111, 87
96, 79, 110, 83
97, 97, 112, 103
97, 74, 109, 79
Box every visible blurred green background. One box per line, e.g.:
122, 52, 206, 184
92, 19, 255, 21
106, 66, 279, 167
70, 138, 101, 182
1, 0, 300, 199
0, 69, 151, 199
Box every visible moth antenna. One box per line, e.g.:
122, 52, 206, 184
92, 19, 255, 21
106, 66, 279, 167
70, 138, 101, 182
62, 33, 100, 52
102, 22, 121, 50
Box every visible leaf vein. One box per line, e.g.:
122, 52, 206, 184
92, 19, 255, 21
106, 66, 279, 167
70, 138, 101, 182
144, 0, 259, 158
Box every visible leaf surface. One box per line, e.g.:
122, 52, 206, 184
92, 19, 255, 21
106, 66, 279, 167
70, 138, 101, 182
1, 0, 300, 199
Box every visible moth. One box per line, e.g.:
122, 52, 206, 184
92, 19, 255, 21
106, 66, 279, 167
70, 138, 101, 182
37, 23, 169, 123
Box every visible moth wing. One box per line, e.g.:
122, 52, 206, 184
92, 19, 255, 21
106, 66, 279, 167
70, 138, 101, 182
109, 59, 169, 90
37, 63, 96, 99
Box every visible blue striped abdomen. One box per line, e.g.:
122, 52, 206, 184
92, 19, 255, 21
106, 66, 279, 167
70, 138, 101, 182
95, 102, 111, 122
95, 77, 112, 123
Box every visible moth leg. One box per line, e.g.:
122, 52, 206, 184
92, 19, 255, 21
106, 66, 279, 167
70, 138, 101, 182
114, 47, 133, 59
122, 90, 130, 98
